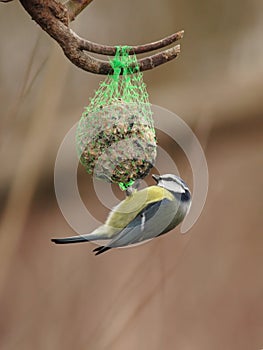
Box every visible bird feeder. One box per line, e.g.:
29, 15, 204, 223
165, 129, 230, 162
76, 46, 157, 188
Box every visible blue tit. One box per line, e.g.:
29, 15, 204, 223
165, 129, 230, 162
51, 174, 191, 255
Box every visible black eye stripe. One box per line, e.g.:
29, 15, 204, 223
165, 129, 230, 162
161, 177, 176, 182
160, 177, 189, 190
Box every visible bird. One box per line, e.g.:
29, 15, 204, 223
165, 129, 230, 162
51, 174, 191, 255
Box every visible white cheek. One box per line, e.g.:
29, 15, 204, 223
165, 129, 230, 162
186, 200, 192, 215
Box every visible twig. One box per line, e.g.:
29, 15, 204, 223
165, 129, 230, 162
18, 0, 183, 75
64, 0, 94, 21
76, 30, 184, 55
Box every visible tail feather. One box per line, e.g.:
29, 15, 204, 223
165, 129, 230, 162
51, 229, 109, 245
51, 225, 117, 247
93, 245, 112, 256
51, 235, 91, 244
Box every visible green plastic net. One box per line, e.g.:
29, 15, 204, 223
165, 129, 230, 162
76, 46, 157, 187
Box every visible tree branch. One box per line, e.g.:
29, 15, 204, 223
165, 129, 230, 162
18, 0, 183, 75
64, 0, 94, 21
76, 30, 184, 55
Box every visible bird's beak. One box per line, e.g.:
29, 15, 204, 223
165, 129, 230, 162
152, 174, 160, 183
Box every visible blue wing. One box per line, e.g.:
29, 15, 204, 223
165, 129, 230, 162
94, 198, 179, 255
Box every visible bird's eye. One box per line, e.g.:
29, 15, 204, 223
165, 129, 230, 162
181, 191, 191, 201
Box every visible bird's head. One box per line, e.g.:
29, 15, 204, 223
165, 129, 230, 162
152, 174, 191, 202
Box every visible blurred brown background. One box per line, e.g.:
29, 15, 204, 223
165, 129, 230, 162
0, 0, 263, 349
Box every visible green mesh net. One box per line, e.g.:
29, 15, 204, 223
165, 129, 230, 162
76, 46, 157, 187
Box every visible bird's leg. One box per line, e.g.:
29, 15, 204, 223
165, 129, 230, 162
125, 179, 141, 196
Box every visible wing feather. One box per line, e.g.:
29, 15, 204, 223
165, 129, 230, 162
94, 198, 178, 254
105, 186, 174, 231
